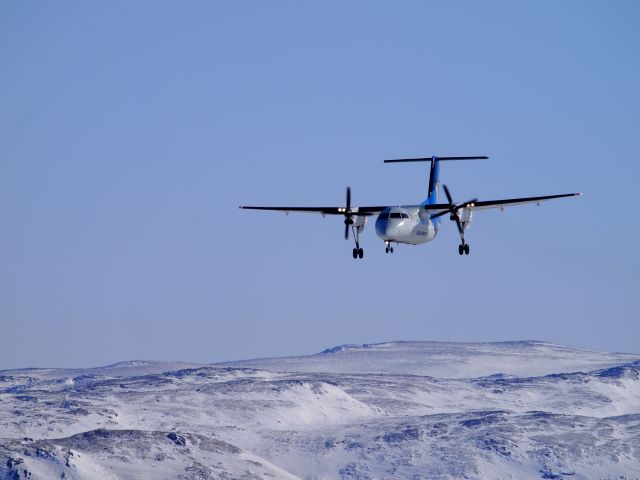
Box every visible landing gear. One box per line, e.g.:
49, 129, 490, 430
458, 243, 470, 255
384, 241, 394, 254
351, 225, 364, 260
440, 184, 474, 257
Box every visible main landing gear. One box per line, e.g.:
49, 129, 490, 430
385, 241, 394, 254
343, 187, 364, 260
350, 224, 364, 260
438, 184, 474, 257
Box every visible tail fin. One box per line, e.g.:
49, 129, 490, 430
384, 156, 488, 205
427, 158, 440, 204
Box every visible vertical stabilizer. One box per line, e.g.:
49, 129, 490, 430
427, 157, 440, 205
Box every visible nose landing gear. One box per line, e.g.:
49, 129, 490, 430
458, 243, 470, 255
384, 241, 394, 254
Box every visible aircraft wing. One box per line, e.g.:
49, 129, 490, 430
239, 205, 387, 216
423, 193, 581, 216
466, 192, 581, 210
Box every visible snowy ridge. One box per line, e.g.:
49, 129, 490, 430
1, 341, 639, 479
0, 360, 205, 382
223, 340, 640, 378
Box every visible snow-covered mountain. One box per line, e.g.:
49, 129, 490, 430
1, 341, 639, 479
222, 340, 640, 378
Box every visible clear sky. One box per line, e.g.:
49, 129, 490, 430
1, 1, 639, 369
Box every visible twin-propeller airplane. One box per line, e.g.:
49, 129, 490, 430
240, 156, 580, 259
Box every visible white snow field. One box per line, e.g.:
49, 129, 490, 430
1, 341, 639, 479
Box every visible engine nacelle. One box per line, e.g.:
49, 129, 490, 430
352, 215, 367, 233
459, 207, 473, 231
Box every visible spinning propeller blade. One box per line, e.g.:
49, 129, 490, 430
344, 187, 352, 240
431, 185, 477, 238
443, 183, 454, 206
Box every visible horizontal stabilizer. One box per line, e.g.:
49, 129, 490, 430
384, 156, 488, 163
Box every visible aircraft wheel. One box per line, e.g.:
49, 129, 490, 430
390, 247, 394, 253
358, 248, 364, 259
352, 248, 358, 259
385, 247, 389, 254
464, 244, 470, 255
458, 244, 464, 255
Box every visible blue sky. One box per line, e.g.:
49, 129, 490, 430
1, 1, 639, 368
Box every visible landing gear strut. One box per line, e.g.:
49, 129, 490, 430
351, 225, 364, 260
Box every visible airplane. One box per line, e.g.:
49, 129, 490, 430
240, 156, 581, 259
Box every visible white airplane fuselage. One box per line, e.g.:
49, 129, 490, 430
373, 206, 438, 245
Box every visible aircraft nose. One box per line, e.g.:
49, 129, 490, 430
375, 218, 388, 237
376, 218, 399, 239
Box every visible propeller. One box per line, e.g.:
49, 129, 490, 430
431, 184, 477, 239
344, 187, 353, 240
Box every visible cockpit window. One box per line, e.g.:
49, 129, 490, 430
388, 212, 410, 219
381, 211, 410, 219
